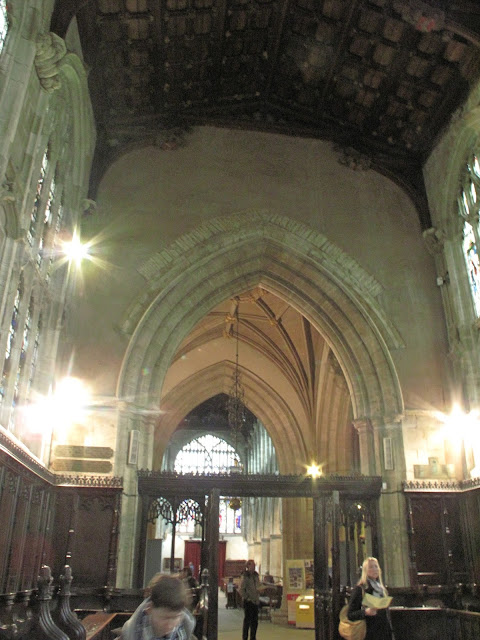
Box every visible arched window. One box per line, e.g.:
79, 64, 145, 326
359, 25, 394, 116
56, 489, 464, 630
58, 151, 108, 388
0, 273, 24, 403
0, 0, 8, 55
174, 434, 241, 474
174, 435, 242, 534
459, 152, 480, 316
27, 147, 49, 247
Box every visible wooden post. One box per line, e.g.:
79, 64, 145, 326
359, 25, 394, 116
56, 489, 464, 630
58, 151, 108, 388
207, 489, 219, 640
313, 494, 330, 640
52, 565, 86, 640
331, 491, 341, 627
136, 495, 150, 588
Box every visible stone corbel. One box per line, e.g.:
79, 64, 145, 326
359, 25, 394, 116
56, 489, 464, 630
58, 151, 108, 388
422, 226, 446, 256
35, 32, 67, 93
82, 198, 97, 218
0, 180, 16, 203
335, 145, 372, 171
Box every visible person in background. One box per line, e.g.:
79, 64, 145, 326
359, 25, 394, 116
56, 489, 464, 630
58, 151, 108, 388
262, 571, 274, 584
181, 566, 199, 610
239, 560, 260, 640
226, 576, 236, 609
347, 556, 394, 640
115, 573, 195, 640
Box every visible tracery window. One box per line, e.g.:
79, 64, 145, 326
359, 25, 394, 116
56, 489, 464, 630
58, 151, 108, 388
0, 273, 24, 403
13, 295, 34, 408
0, 0, 8, 55
459, 153, 480, 316
37, 176, 55, 268
27, 148, 49, 247
174, 435, 242, 534
27, 312, 42, 396
174, 434, 241, 474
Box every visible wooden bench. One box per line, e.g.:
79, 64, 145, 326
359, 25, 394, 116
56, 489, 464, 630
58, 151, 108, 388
82, 611, 127, 640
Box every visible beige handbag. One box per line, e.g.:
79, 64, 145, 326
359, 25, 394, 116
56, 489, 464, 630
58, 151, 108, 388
338, 604, 367, 640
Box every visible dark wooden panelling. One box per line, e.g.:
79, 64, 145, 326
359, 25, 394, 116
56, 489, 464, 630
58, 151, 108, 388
52, 489, 121, 589
0, 445, 122, 595
408, 492, 469, 586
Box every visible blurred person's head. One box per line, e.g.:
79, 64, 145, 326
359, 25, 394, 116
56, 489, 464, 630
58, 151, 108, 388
144, 574, 187, 637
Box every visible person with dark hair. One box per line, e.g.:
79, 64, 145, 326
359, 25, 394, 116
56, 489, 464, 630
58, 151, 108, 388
239, 560, 260, 640
181, 566, 199, 610
116, 573, 195, 640
347, 557, 393, 640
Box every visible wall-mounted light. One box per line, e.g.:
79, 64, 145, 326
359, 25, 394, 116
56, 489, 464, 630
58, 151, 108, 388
306, 463, 322, 478
61, 229, 90, 267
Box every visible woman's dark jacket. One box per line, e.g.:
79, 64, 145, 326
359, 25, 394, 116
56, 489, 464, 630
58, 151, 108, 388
347, 583, 393, 640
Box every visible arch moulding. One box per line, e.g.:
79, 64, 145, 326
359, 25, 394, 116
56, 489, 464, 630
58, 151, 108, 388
117, 211, 404, 472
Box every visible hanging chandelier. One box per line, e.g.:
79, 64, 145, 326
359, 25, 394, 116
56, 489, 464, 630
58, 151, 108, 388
226, 303, 246, 453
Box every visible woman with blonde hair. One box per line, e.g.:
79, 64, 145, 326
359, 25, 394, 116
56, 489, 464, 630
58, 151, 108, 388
347, 557, 394, 640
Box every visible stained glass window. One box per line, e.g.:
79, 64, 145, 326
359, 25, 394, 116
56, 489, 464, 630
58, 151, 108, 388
174, 435, 242, 534
27, 148, 49, 247
0, 274, 24, 402
174, 434, 241, 474
0, 0, 8, 56
37, 176, 56, 268
459, 153, 480, 316
12, 296, 34, 408
26, 313, 42, 396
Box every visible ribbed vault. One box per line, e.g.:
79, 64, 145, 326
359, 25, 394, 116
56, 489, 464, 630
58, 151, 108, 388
155, 363, 304, 474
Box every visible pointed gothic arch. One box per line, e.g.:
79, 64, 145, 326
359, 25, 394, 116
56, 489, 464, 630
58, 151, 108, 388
117, 211, 404, 476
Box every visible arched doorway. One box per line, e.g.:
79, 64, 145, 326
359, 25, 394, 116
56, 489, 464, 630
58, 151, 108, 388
115, 212, 407, 588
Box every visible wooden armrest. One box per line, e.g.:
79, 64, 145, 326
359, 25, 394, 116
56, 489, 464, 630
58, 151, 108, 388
82, 612, 118, 640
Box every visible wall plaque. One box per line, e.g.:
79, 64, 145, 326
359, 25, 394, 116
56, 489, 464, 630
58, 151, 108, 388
54, 445, 113, 459
51, 459, 113, 473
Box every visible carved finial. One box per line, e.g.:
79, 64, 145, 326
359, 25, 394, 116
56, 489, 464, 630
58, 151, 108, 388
37, 565, 54, 600
58, 565, 73, 596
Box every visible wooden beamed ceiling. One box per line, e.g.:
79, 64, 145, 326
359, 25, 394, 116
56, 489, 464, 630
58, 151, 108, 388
52, 0, 480, 228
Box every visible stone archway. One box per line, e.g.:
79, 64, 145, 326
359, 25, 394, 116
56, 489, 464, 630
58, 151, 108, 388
118, 211, 403, 426
115, 211, 408, 587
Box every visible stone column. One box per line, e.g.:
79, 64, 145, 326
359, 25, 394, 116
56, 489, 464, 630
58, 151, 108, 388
269, 534, 282, 578
353, 418, 376, 475
261, 537, 270, 575
376, 416, 411, 587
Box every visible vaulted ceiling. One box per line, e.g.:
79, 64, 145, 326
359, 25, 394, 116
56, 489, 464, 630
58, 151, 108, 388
52, 0, 480, 228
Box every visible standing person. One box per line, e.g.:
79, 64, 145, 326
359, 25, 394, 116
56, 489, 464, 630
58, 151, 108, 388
115, 573, 195, 640
239, 560, 260, 640
347, 557, 394, 640
181, 566, 199, 610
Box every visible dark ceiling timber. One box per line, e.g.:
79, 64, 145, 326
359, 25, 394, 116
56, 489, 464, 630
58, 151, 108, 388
51, 0, 480, 230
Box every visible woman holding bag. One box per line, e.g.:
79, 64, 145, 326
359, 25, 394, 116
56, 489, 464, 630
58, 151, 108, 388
347, 557, 394, 640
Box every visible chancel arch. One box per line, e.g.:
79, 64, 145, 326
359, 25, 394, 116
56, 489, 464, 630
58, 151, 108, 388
115, 212, 409, 587
118, 211, 404, 427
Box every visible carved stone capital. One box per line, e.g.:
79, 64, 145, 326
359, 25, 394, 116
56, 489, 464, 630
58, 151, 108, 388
35, 32, 67, 93
352, 418, 372, 434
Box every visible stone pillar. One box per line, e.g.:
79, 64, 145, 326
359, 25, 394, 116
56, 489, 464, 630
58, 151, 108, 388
252, 541, 261, 570
377, 416, 411, 587
353, 418, 376, 475
261, 538, 270, 575
269, 534, 282, 579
